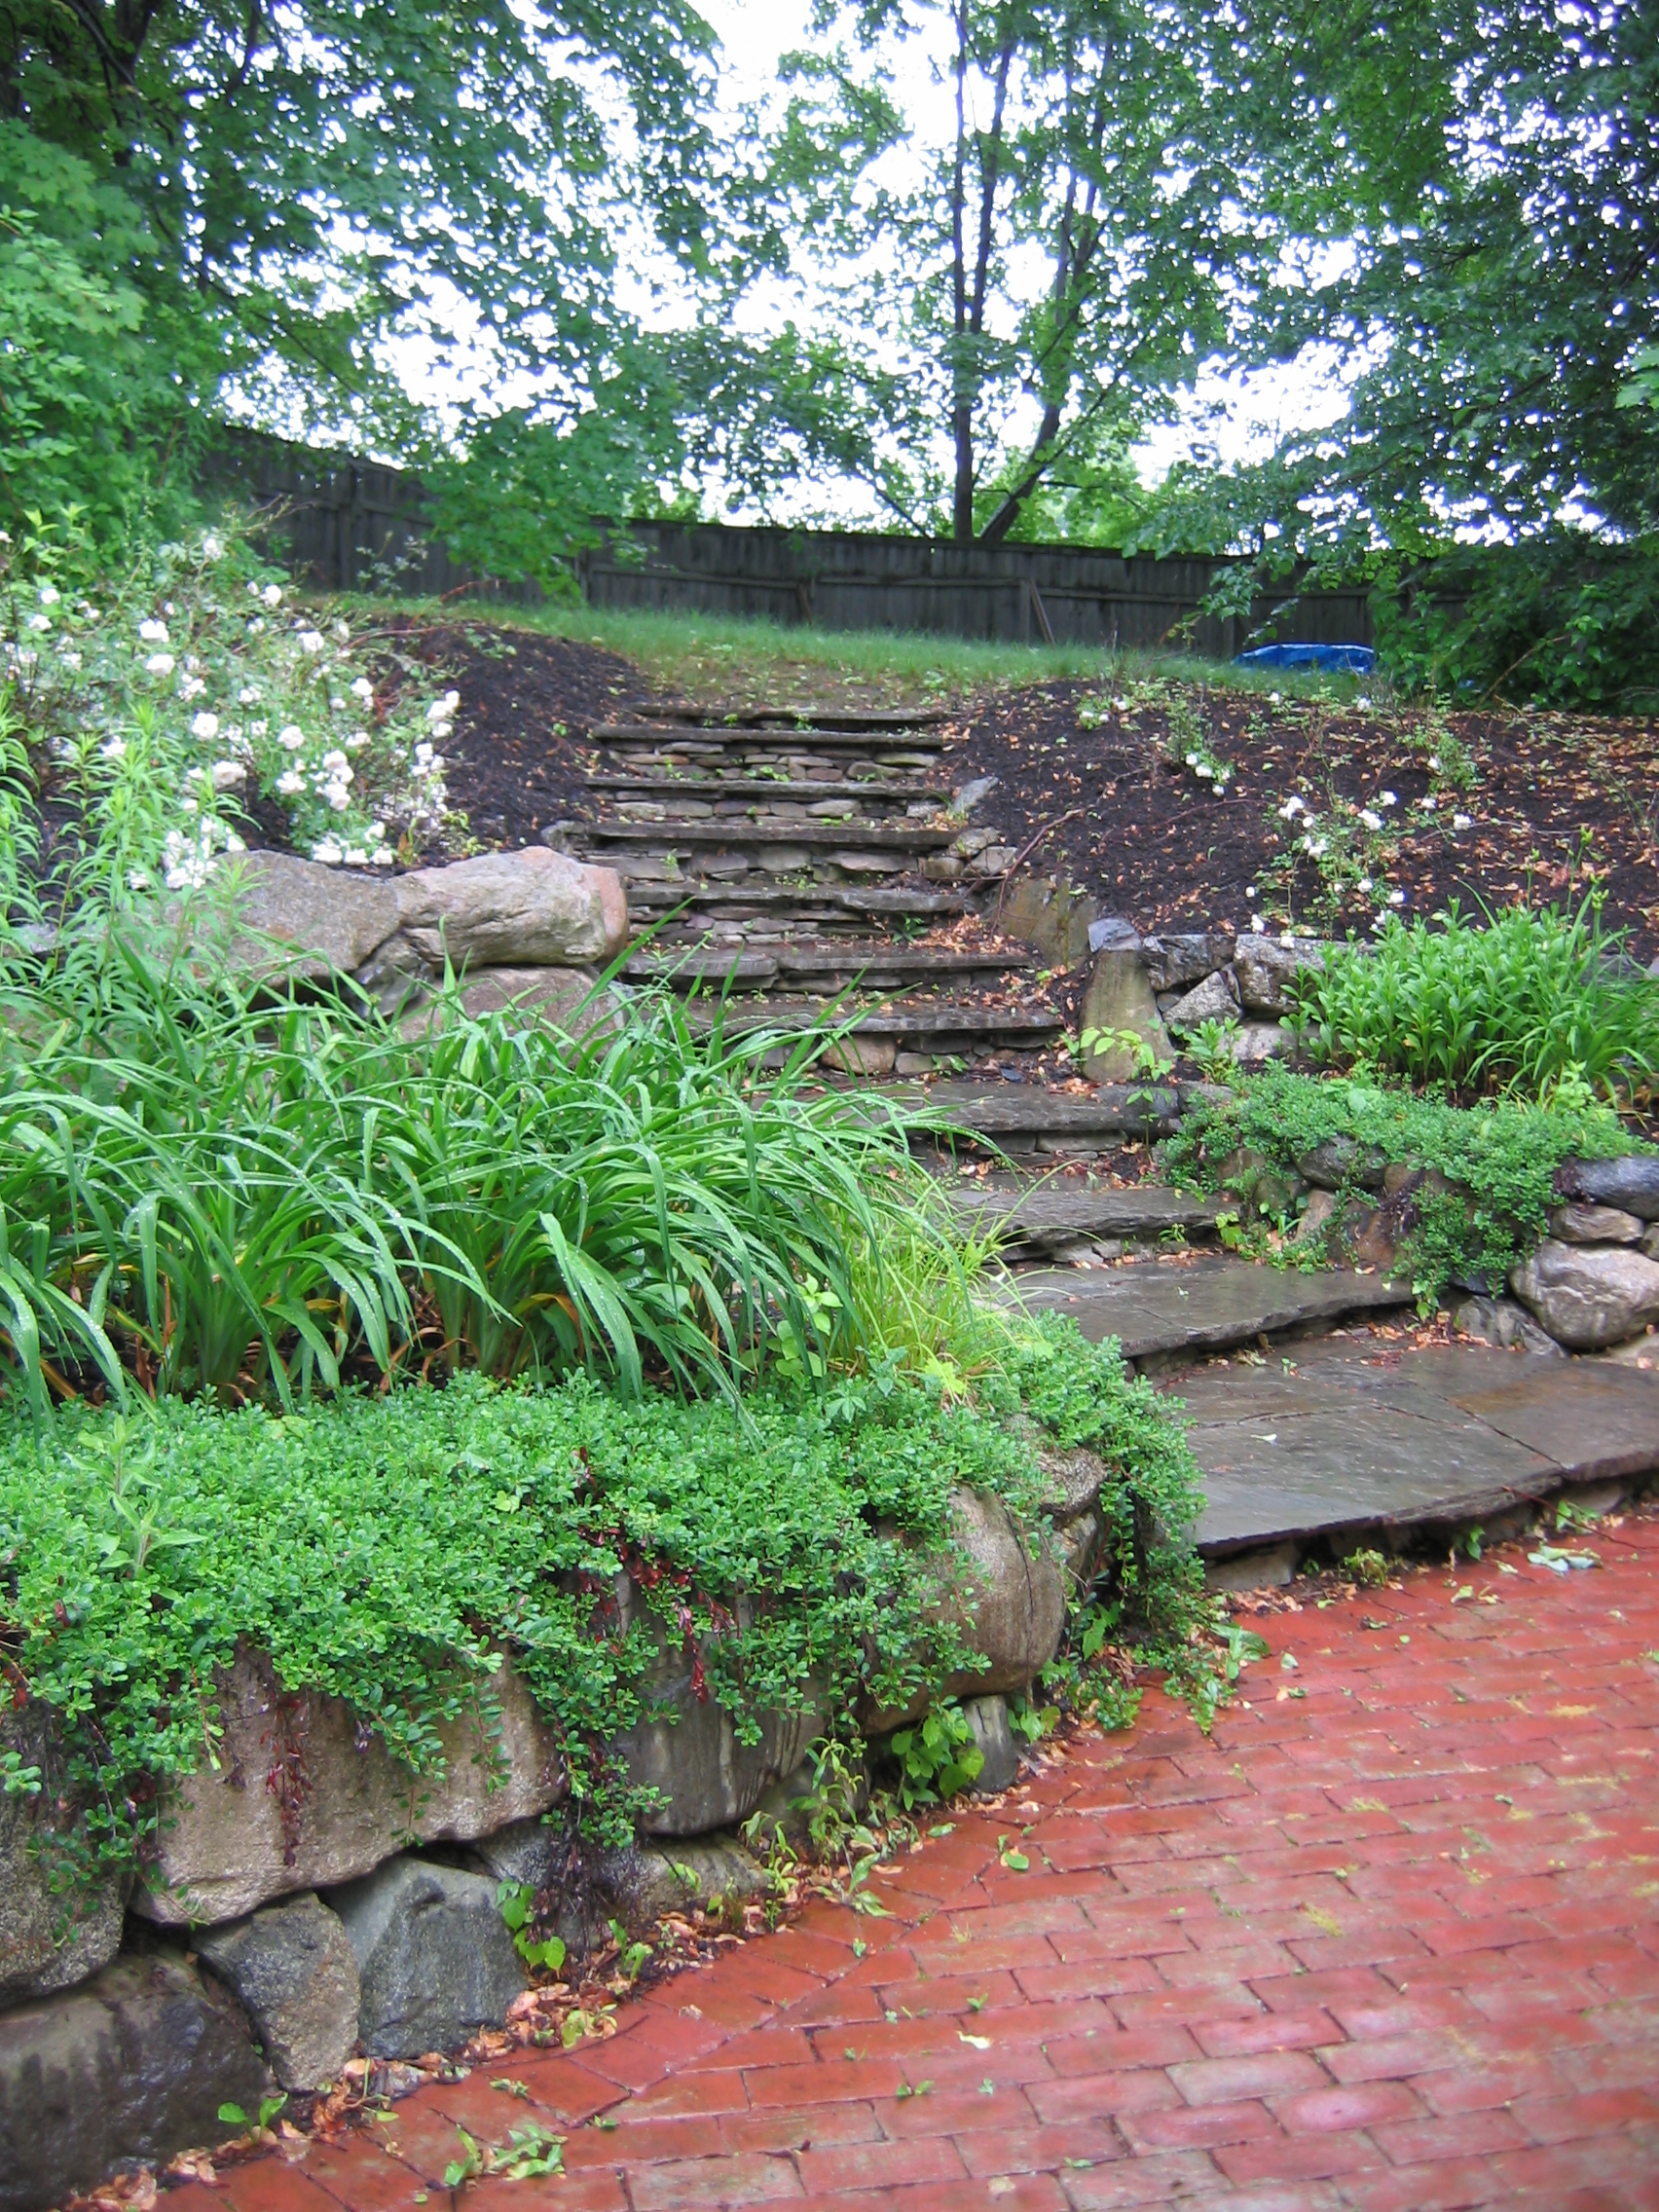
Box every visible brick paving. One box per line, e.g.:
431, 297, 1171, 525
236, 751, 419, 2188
186, 1521, 1659, 2212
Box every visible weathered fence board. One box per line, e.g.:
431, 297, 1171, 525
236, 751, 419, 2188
202, 431, 1373, 655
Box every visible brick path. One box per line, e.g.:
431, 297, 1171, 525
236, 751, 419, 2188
183, 1522, 1659, 2212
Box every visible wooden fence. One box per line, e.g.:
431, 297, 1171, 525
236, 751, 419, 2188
203, 431, 1374, 656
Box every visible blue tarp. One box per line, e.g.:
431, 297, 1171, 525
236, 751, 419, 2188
1235, 643, 1376, 674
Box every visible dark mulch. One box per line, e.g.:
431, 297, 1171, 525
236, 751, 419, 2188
942, 681, 1659, 961
336, 623, 1659, 961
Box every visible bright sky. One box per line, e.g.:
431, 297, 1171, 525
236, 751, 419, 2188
376, 0, 1353, 524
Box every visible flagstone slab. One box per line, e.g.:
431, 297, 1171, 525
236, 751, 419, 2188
1008, 1256, 1413, 1358
948, 1182, 1227, 1247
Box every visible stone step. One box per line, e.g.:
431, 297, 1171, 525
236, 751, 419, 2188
623, 881, 971, 923
876, 1079, 1191, 1149
586, 776, 937, 807
1175, 1340, 1659, 1563
573, 819, 958, 853
678, 998, 1064, 1046
615, 705, 950, 731
594, 723, 946, 757
1008, 1255, 1414, 1360
948, 1182, 1230, 1252
625, 943, 1039, 992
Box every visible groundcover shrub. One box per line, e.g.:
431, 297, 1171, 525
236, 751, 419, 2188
0, 1319, 1199, 1883
1288, 902, 1659, 1103
1165, 1059, 1642, 1297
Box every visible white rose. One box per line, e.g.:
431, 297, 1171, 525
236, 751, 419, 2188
139, 618, 169, 645
276, 769, 306, 796
311, 838, 343, 865
100, 737, 127, 761
191, 712, 220, 741
262, 583, 284, 608
350, 676, 375, 701
297, 629, 324, 654
278, 724, 306, 751
210, 759, 247, 789
239, 685, 261, 706
38, 584, 59, 606
145, 652, 175, 677
26, 613, 51, 633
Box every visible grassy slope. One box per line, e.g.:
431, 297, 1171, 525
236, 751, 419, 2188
337, 593, 1365, 717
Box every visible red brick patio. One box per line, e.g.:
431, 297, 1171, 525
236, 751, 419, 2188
179, 1521, 1659, 2212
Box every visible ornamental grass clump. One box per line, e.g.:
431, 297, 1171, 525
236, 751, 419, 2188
0, 933, 920, 1415
1288, 900, 1659, 1102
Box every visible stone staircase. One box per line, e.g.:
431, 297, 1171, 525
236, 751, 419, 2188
554, 703, 1061, 1072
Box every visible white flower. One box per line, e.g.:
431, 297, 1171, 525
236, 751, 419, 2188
210, 759, 246, 789
127, 868, 151, 891
1419, 795, 1437, 812
410, 757, 430, 780
1302, 835, 1328, 858
262, 583, 284, 609
1244, 884, 1257, 899
239, 685, 261, 706
347, 732, 369, 752
367, 822, 385, 842
1357, 876, 1373, 893
178, 676, 206, 702
163, 602, 175, 616
296, 628, 324, 654
1268, 690, 1281, 705
1359, 808, 1383, 831
332, 620, 351, 645
343, 847, 368, 867
100, 737, 127, 761
1354, 694, 1371, 710
26, 612, 51, 633
1215, 765, 1233, 783
246, 618, 266, 637
427, 755, 445, 774
1184, 750, 1198, 767
312, 837, 343, 865
1380, 791, 1397, 808
371, 846, 395, 866
276, 768, 306, 796
1112, 696, 1128, 712
185, 765, 206, 784
1277, 795, 1305, 820
427, 691, 461, 723
327, 785, 351, 811
191, 712, 220, 741
1453, 812, 1472, 830
145, 652, 175, 677
1251, 912, 1266, 932
427, 720, 453, 745
38, 584, 59, 607
1427, 755, 1441, 771
59, 649, 82, 670
1371, 914, 1388, 934
350, 676, 375, 702
1196, 761, 1214, 779
321, 748, 349, 772
1388, 889, 1406, 906
278, 724, 306, 751
249, 719, 269, 739
224, 830, 245, 854
1280, 931, 1297, 947
179, 794, 200, 814
138, 618, 169, 645
201, 534, 226, 562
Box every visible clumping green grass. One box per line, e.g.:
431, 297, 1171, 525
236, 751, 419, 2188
1290, 901, 1659, 1103
338, 592, 1363, 714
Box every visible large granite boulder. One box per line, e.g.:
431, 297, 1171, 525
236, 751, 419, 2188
212, 850, 401, 982
0, 1954, 270, 2212
197, 1893, 359, 2090
608, 1591, 826, 1838
0, 1706, 128, 2008
1554, 1156, 1659, 1221
940, 1487, 1068, 1700
1140, 931, 1236, 993
1233, 933, 1325, 1013
133, 1647, 566, 1928
1080, 949, 1173, 1079
330, 1856, 526, 2060
395, 848, 628, 969
1508, 1239, 1659, 1351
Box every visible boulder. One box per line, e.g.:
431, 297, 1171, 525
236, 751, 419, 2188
962, 1695, 1019, 1795
134, 1647, 566, 1929
0, 1953, 270, 2212
608, 1591, 826, 1838
1548, 1201, 1644, 1246
399, 964, 611, 1044
1034, 1442, 1111, 1593
1553, 1156, 1659, 1222
1087, 916, 1142, 955
0, 1705, 129, 2008
351, 928, 432, 1014
823, 1033, 899, 1077
1293, 1189, 1339, 1247
1080, 949, 1173, 1079
949, 776, 1001, 817
996, 875, 1098, 969
330, 1857, 526, 2061
609, 1837, 770, 1929
197, 1893, 359, 2091
1139, 932, 1236, 993
940, 1487, 1067, 1700
220, 850, 401, 980
1509, 1241, 1659, 1351
395, 848, 628, 969
1233, 933, 1325, 1014
1162, 968, 1239, 1032
1231, 1020, 1293, 1064
1452, 1296, 1567, 1358
1297, 1134, 1387, 1192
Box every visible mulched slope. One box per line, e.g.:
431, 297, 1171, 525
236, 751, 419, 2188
943, 682, 1659, 961
372, 625, 1659, 959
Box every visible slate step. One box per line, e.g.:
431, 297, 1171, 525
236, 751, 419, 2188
618, 705, 949, 731
573, 819, 958, 852
878, 1079, 1192, 1147
948, 1182, 1229, 1252
593, 724, 946, 759
1008, 1255, 1414, 1360
677, 999, 1064, 1047
1175, 1340, 1659, 1560
623, 881, 971, 923
587, 776, 937, 807
625, 944, 1040, 993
